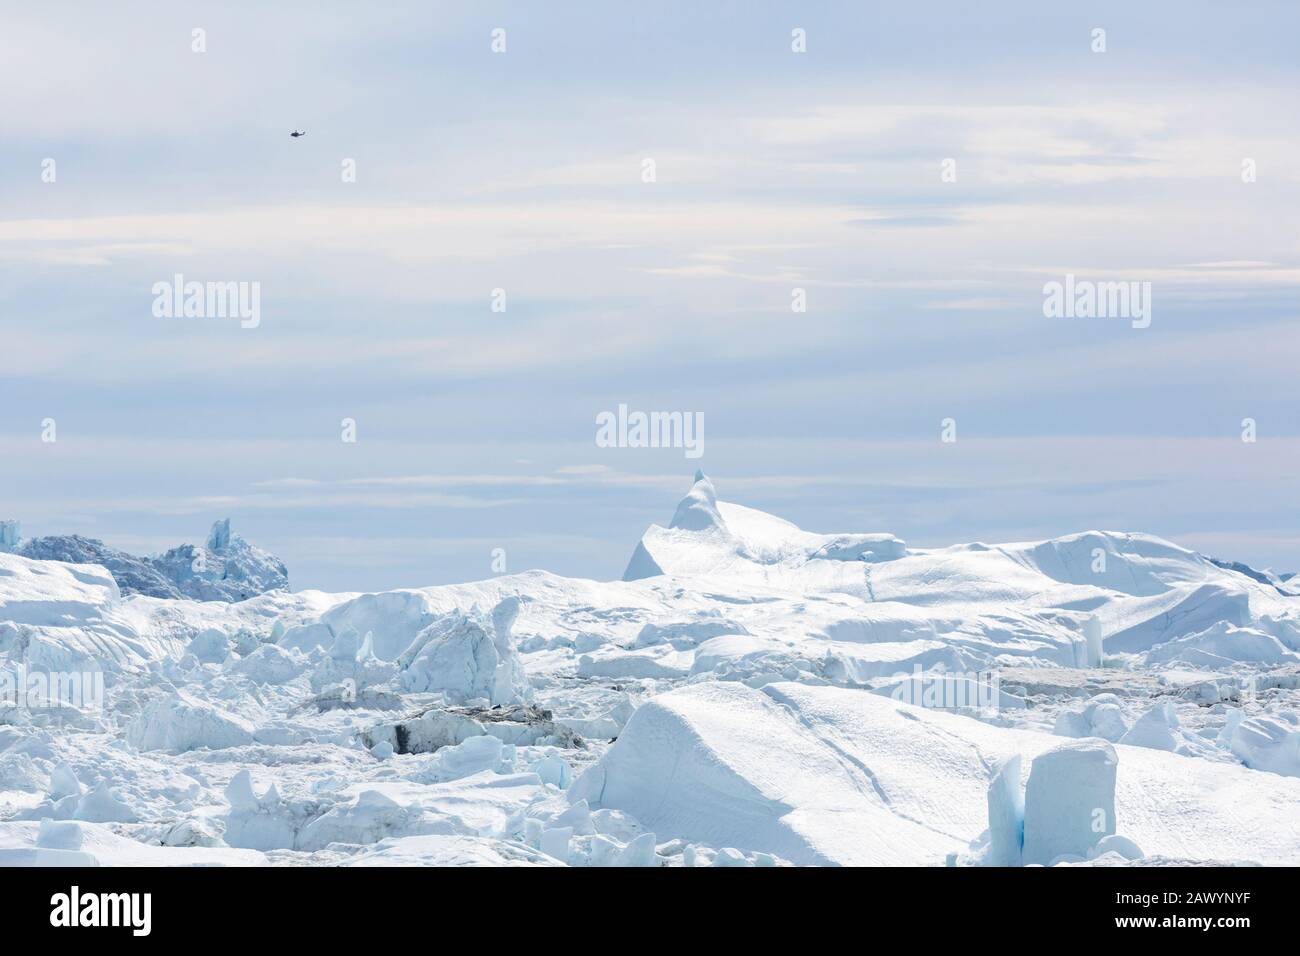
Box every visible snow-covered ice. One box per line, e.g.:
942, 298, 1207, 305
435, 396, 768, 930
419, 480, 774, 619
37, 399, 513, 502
4, 473, 1300, 866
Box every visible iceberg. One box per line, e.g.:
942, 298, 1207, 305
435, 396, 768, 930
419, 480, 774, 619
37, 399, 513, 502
9, 519, 287, 602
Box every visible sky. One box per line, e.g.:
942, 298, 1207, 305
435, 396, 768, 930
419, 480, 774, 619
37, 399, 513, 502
1, 1, 1298, 592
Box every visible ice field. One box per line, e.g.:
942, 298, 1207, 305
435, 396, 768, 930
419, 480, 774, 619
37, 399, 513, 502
2, 473, 1299, 866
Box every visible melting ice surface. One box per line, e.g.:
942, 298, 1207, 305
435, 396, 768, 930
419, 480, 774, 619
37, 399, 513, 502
2, 473, 1300, 867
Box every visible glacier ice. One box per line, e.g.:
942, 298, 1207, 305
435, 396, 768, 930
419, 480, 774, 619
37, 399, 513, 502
1118, 701, 1182, 752
1021, 739, 1117, 866
2, 473, 1300, 867
1053, 693, 1128, 742
8, 518, 287, 602
1226, 713, 1300, 777
986, 755, 1024, 867
125, 691, 256, 753
399, 599, 528, 705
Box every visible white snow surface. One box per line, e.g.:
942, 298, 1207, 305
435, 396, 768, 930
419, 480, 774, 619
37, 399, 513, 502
3, 473, 1300, 866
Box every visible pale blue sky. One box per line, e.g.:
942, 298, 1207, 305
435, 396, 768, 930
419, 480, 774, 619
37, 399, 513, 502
2, 1, 1298, 590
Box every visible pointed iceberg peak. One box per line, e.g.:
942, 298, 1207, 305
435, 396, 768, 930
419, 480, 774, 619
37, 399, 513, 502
207, 518, 232, 552
670, 471, 726, 532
